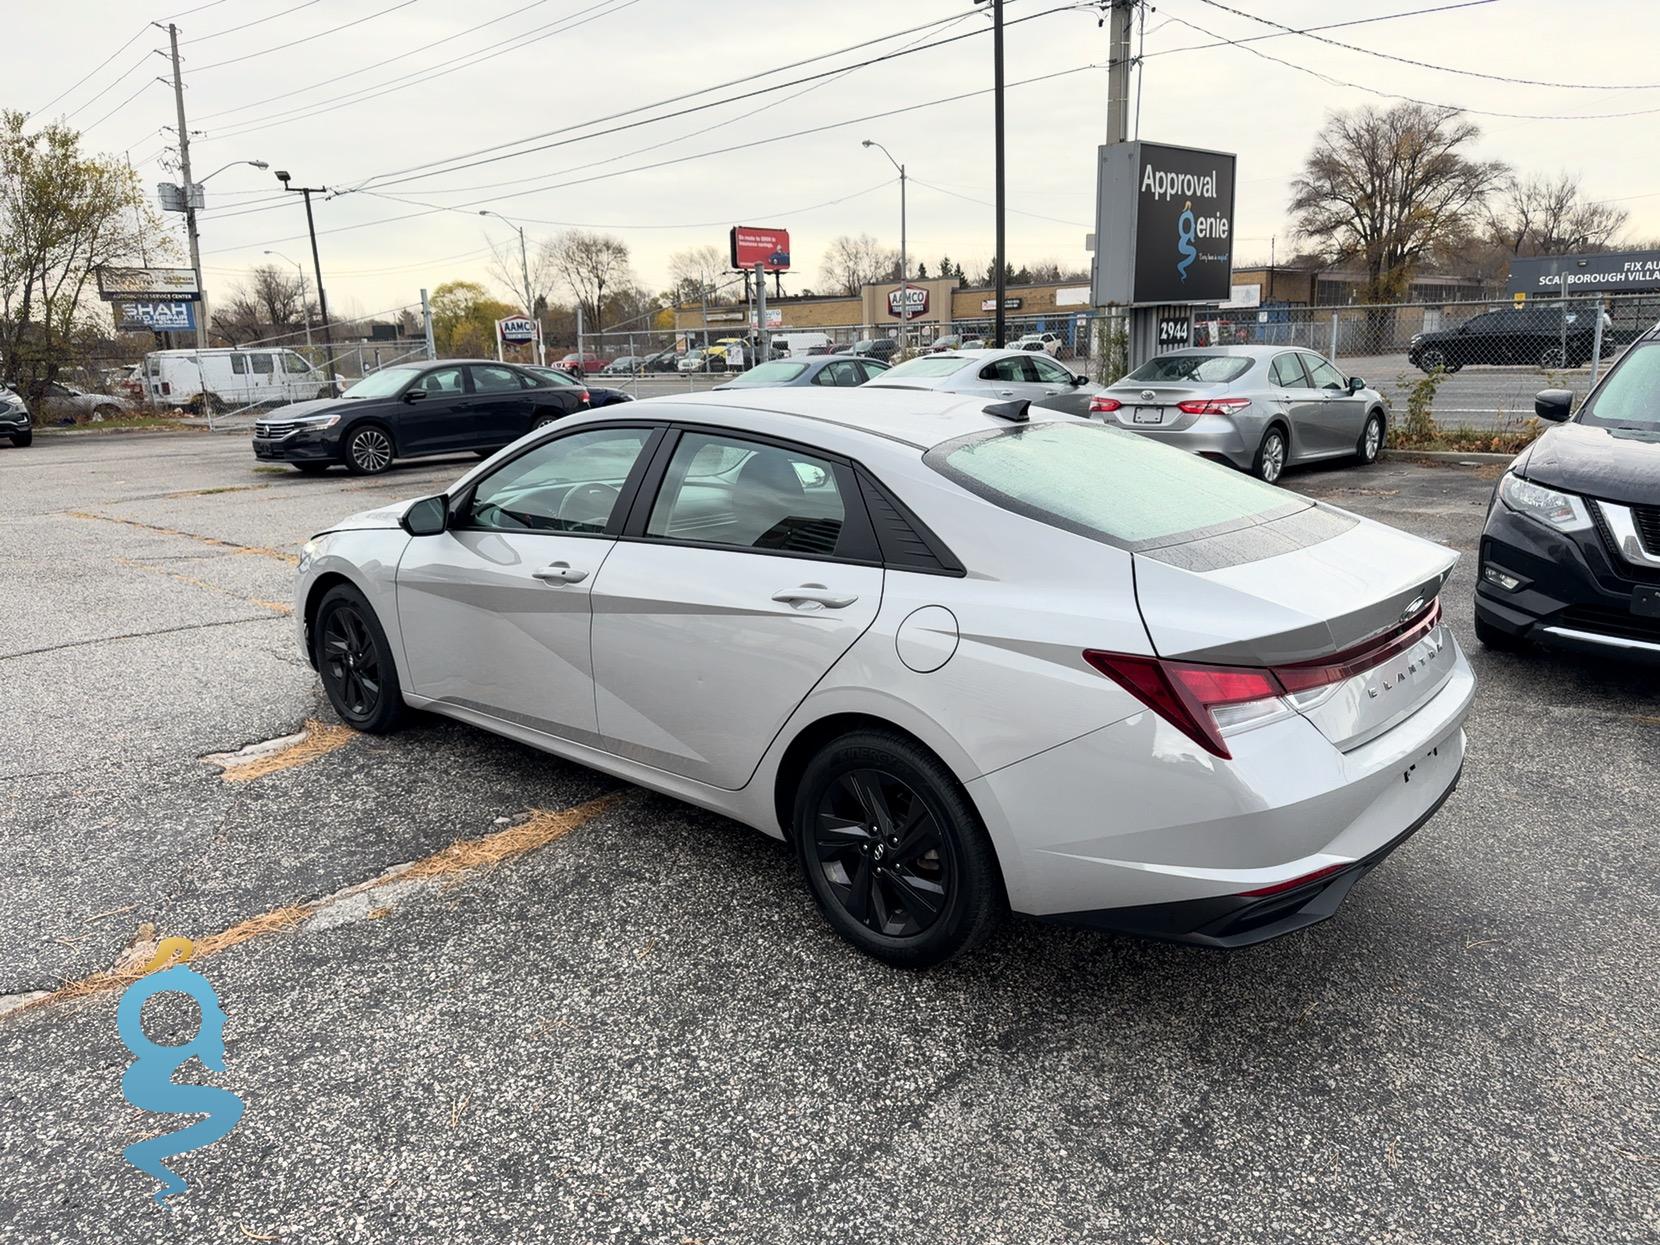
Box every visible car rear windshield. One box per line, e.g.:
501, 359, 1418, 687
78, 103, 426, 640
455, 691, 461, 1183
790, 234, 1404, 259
925, 421, 1303, 548
878, 355, 967, 380
1580, 342, 1660, 429
1124, 353, 1254, 384
729, 361, 807, 385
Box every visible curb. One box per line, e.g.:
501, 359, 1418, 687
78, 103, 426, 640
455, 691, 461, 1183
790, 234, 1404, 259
1391, 449, 1517, 464
34, 424, 204, 438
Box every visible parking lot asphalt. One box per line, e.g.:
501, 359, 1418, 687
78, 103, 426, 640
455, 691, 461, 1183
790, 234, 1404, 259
1, 430, 1654, 1244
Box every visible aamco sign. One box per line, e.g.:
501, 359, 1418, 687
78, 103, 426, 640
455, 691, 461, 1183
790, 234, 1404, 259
887, 285, 927, 318
730, 226, 790, 271
497, 316, 536, 343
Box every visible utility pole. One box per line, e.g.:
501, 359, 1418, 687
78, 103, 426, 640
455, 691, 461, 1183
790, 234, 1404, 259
274, 172, 337, 393
420, 288, 436, 360
754, 261, 767, 364
1105, 0, 1135, 145
991, 0, 1006, 347
164, 23, 206, 349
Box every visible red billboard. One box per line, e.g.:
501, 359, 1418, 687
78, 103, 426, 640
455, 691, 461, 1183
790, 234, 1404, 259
730, 226, 790, 272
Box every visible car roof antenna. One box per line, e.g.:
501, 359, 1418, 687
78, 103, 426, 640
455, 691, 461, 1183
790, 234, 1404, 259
982, 398, 1030, 423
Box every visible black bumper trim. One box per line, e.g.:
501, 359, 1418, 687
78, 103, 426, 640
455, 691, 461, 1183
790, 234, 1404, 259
1043, 764, 1462, 949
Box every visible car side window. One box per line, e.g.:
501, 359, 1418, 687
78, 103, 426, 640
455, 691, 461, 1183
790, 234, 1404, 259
856, 360, 887, 382
647, 431, 846, 557
1271, 354, 1309, 388
282, 353, 311, 374
470, 365, 523, 394
1304, 357, 1347, 391
465, 427, 651, 534
1031, 355, 1074, 384
813, 360, 861, 387
1462, 313, 1496, 333
231, 354, 248, 375
252, 353, 275, 375
413, 366, 464, 396
980, 356, 1034, 383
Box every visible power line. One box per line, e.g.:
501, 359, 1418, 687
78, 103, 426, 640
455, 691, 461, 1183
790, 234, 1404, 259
1140, 0, 1499, 62
1191, 0, 1660, 90
55, 49, 159, 125
909, 178, 1089, 228
202, 0, 644, 140
83, 78, 166, 134
29, 26, 148, 117
184, 0, 330, 44
192, 0, 424, 71
166, 0, 237, 17
1160, 7, 1660, 121
200, 61, 1102, 254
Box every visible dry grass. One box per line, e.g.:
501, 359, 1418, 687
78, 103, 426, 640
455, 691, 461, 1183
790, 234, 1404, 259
206, 720, 355, 783
68, 511, 299, 565
401, 793, 625, 882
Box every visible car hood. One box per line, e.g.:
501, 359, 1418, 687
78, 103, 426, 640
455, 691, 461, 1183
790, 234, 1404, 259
316, 500, 413, 536
1518, 421, 1660, 506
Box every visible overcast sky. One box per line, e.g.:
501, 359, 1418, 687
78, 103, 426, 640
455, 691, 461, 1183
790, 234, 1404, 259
12, 0, 1660, 319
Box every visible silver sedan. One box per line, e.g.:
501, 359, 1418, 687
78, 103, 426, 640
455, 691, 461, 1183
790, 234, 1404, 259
1092, 345, 1389, 483
863, 347, 1101, 417
296, 391, 1473, 967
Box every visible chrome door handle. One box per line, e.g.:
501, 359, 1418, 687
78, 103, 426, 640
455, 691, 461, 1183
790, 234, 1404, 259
772, 584, 858, 610
996, 388, 1016, 397
532, 561, 589, 584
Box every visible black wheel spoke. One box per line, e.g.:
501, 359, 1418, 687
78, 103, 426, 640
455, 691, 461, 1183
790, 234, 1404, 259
844, 853, 873, 924
887, 866, 944, 918
846, 770, 894, 835
891, 804, 936, 865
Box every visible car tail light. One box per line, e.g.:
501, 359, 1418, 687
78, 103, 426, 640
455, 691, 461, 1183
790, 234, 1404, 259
1082, 652, 1284, 759
578, 389, 591, 404
1176, 397, 1252, 415
1088, 395, 1122, 414
1271, 599, 1441, 694
1240, 862, 1349, 897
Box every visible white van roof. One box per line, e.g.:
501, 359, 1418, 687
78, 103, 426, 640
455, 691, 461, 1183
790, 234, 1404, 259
146, 347, 293, 358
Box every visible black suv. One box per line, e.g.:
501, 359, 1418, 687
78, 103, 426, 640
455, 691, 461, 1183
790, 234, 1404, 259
1474, 327, 1660, 660
251, 360, 588, 475
0, 387, 31, 447
1409, 304, 1607, 373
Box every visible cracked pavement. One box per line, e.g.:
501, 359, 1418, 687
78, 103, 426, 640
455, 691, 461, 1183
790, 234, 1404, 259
0, 431, 1654, 1243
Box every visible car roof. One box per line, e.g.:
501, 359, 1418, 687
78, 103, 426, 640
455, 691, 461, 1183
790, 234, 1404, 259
1151, 345, 1319, 358
636, 385, 1061, 453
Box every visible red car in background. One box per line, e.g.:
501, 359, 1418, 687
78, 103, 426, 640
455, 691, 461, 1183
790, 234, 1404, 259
556, 353, 609, 376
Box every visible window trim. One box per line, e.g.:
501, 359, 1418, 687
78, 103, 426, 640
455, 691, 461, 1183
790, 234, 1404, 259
618, 424, 882, 566
447, 420, 668, 539
1301, 353, 1348, 392
1271, 352, 1312, 389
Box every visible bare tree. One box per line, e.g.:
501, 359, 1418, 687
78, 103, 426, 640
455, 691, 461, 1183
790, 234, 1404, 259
485, 230, 559, 317
1290, 103, 1508, 302
209, 264, 307, 345
819, 234, 898, 297
1487, 172, 1628, 257
543, 229, 632, 333
667, 244, 728, 304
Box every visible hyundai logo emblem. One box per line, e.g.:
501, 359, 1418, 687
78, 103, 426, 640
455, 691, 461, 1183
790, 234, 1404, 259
1399, 594, 1427, 624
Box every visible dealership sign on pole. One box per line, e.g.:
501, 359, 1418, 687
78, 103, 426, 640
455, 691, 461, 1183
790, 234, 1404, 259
114, 300, 198, 332
729, 226, 790, 272
1506, 249, 1660, 296
96, 266, 202, 301
1091, 141, 1237, 307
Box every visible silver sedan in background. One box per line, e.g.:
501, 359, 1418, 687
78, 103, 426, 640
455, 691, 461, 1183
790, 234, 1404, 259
712, 355, 889, 390
1091, 346, 1389, 483
863, 347, 1101, 417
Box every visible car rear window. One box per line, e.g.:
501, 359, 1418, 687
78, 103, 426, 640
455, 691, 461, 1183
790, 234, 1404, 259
1124, 353, 1253, 384
877, 355, 966, 380
925, 421, 1304, 548
731, 361, 808, 384
1580, 342, 1660, 429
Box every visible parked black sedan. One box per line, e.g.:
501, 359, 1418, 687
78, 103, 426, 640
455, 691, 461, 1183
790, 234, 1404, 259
251, 360, 588, 475
1474, 327, 1660, 660
525, 364, 635, 409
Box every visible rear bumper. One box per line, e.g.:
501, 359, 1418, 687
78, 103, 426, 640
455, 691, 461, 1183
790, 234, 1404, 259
1111, 417, 1253, 469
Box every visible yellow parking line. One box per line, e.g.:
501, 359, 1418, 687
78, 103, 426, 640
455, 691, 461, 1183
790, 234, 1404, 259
114, 558, 292, 615
68, 511, 299, 565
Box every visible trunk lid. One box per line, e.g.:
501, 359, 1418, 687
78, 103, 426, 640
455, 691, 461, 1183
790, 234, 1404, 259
1132, 507, 1458, 750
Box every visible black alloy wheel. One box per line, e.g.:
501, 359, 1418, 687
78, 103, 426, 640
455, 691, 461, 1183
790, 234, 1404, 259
345, 425, 394, 475
1418, 347, 1448, 374
533, 414, 560, 430
314, 586, 406, 733
794, 730, 1002, 967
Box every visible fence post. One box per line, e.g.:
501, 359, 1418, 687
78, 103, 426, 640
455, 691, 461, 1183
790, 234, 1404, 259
1329, 311, 1339, 362
1590, 301, 1606, 386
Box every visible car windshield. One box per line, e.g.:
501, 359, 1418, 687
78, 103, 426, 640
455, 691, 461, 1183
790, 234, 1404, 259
341, 366, 423, 399
1579, 342, 1660, 429
926, 421, 1300, 548
878, 355, 967, 380
725, 361, 808, 385
1123, 354, 1253, 384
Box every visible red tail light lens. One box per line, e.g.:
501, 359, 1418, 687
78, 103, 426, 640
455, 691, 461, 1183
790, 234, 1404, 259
1082, 651, 1282, 759
1272, 599, 1442, 694
578, 390, 591, 404
1088, 395, 1122, 413
1240, 862, 1348, 897
1176, 397, 1252, 415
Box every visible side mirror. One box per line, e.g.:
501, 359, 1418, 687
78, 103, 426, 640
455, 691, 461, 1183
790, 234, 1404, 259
1347, 375, 1366, 393
1070, 373, 1086, 386
1534, 389, 1573, 423
403, 388, 427, 403
401, 495, 449, 537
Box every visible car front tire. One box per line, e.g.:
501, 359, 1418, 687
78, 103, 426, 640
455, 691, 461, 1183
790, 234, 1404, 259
1357, 412, 1385, 464
312, 585, 407, 733
1253, 425, 1288, 483
792, 729, 1003, 968
344, 424, 394, 475
10, 430, 31, 447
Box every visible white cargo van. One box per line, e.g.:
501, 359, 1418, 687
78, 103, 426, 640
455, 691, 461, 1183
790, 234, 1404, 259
770, 331, 831, 357
144, 348, 329, 411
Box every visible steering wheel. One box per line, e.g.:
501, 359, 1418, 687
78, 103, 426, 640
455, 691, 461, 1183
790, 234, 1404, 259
556, 482, 619, 531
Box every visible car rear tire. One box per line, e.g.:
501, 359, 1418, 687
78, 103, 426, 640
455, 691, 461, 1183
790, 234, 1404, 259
533, 415, 560, 430
1253, 425, 1288, 484
1539, 345, 1566, 369
792, 729, 1003, 968
344, 425, 394, 475
1474, 614, 1525, 653
1356, 412, 1385, 464
292, 463, 328, 475
1418, 347, 1447, 373
313, 585, 407, 733
10, 430, 32, 447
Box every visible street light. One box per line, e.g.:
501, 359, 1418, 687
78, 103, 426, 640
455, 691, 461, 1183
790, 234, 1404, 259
263, 249, 312, 350
861, 140, 911, 333
479, 209, 543, 365
198, 158, 268, 185
274, 170, 337, 393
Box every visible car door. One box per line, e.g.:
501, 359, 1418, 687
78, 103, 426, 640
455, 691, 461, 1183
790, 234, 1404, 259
589, 428, 883, 789
395, 424, 661, 744
1300, 353, 1364, 453
1269, 352, 1324, 458
465, 364, 535, 447
1029, 353, 1091, 415
395, 365, 468, 454
974, 353, 1047, 403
